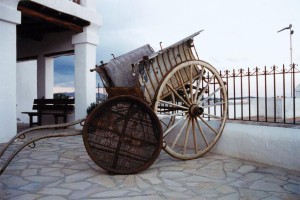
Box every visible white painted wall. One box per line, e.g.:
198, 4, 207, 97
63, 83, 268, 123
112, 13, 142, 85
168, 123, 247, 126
73, 28, 98, 124
0, 0, 101, 142
0, 1, 20, 143
211, 123, 300, 171
16, 60, 37, 123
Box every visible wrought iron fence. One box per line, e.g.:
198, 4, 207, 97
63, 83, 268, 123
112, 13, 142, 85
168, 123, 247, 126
96, 83, 108, 103
220, 64, 300, 125
96, 64, 300, 125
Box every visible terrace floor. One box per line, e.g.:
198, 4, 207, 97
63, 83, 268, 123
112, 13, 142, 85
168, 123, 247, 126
0, 125, 299, 200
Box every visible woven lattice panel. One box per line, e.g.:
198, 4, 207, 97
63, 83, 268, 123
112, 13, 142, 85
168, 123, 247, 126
83, 96, 162, 174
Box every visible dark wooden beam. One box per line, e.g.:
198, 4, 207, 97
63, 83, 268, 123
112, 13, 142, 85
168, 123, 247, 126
18, 6, 83, 33
17, 55, 38, 62
44, 50, 74, 57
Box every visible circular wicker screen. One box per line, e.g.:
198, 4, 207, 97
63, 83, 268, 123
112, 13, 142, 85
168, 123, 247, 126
83, 96, 163, 174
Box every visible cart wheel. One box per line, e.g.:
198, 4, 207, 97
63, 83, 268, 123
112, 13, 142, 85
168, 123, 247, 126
154, 60, 228, 160
83, 95, 163, 174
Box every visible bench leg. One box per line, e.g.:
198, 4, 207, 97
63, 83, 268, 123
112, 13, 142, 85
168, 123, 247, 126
29, 115, 33, 127
28, 114, 39, 127
38, 114, 42, 126
54, 116, 59, 124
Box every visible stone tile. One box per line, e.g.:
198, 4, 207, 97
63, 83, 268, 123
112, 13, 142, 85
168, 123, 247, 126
139, 173, 162, 184
41, 170, 65, 177
237, 165, 256, 174
23, 176, 60, 183
9, 193, 40, 200
229, 180, 248, 188
202, 160, 224, 170
90, 189, 129, 198
250, 180, 286, 192
261, 177, 288, 185
159, 171, 189, 179
1, 135, 299, 199
238, 188, 270, 200
135, 176, 151, 189
191, 182, 223, 191
21, 168, 38, 176
224, 162, 242, 171
106, 195, 165, 200
38, 187, 72, 196
87, 174, 116, 187
66, 163, 91, 170
38, 196, 67, 200
254, 167, 287, 176
65, 170, 98, 183
270, 191, 300, 200
59, 181, 92, 190
216, 185, 236, 194
226, 171, 243, 178
164, 191, 193, 199
242, 173, 265, 182
162, 178, 182, 187
19, 183, 43, 191
176, 175, 226, 184
218, 193, 239, 200
61, 169, 78, 175
197, 168, 226, 179
7, 165, 27, 171
262, 195, 282, 200
68, 187, 107, 200
123, 175, 136, 187
3, 176, 29, 188
283, 183, 300, 194
40, 167, 59, 174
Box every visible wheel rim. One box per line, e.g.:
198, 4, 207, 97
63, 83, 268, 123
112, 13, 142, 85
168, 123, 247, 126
154, 60, 227, 160
83, 96, 163, 174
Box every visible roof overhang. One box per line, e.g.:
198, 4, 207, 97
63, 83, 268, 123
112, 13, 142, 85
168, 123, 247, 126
17, 1, 90, 41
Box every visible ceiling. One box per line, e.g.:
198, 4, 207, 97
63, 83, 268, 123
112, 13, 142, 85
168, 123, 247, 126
17, 1, 90, 41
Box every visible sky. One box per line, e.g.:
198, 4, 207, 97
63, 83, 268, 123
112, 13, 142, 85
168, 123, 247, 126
54, 0, 300, 93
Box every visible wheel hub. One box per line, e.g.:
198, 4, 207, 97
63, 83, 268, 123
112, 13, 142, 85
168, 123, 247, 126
189, 104, 204, 117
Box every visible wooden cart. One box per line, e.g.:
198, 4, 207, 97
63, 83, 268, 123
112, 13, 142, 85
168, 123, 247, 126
0, 31, 227, 175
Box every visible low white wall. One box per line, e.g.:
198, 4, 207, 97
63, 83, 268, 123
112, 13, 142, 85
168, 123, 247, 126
250, 97, 300, 119
211, 122, 300, 171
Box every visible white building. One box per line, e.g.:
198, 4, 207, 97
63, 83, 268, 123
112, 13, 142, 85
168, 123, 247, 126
0, 0, 102, 143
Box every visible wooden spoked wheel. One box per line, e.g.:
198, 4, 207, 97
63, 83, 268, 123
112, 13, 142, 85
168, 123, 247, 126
83, 96, 163, 174
154, 60, 228, 160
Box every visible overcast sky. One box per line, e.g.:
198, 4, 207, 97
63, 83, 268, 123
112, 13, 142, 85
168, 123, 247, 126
54, 0, 300, 92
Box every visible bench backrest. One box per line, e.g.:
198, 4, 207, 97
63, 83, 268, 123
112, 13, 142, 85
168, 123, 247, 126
32, 98, 74, 113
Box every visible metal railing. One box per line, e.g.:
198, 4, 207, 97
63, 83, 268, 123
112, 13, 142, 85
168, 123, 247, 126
96, 83, 108, 103
220, 64, 300, 125
96, 64, 300, 125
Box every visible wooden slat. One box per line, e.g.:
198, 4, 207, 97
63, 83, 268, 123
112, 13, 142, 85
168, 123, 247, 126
18, 6, 84, 33
33, 105, 74, 111
34, 99, 74, 104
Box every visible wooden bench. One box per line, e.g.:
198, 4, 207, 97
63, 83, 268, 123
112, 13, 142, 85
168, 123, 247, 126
22, 98, 75, 127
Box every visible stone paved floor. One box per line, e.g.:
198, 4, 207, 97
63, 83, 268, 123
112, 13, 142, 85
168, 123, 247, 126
0, 132, 300, 200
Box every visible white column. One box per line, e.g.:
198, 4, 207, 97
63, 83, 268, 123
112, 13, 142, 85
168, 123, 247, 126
72, 26, 99, 124
0, 1, 21, 143
37, 56, 54, 98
